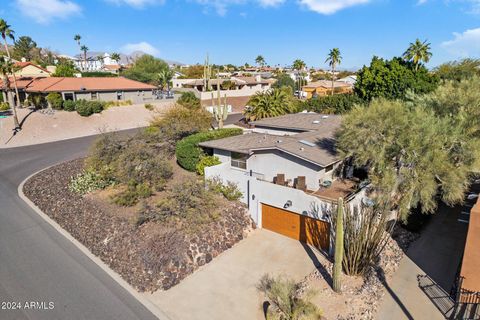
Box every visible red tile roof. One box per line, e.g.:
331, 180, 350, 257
14, 62, 50, 73
24, 77, 156, 92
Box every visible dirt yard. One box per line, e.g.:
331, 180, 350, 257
0, 102, 175, 148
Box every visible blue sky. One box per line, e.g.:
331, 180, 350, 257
2, 0, 480, 69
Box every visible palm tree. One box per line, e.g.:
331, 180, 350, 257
403, 39, 432, 71
0, 19, 20, 129
74, 34, 81, 46
325, 48, 342, 96
96, 55, 104, 68
255, 55, 265, 68
0, 57, 19, 123
80, 45, 89, 71
292, 59, 306, 93
110, 52, 121, 64
156, 68, 174, 91
244, 88, 295, 121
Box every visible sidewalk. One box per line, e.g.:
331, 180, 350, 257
0, 102, 174, 148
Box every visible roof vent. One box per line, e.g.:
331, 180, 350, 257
322, 115, 329, 119
80, 86, 86, 91
312, 120, 320, 124
276, 140, 282, 143
299, 140, 315, 147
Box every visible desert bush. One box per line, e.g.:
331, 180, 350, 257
115, 142, 173, 190
136, 178, 218, 226
299, 93, 365, 114
144, 103, 154, 111
111, 183, 153, 206
86, 134, 125, 174
75, 100, 93, 116
63, 100, 76, 112
150, 105, 212, 144
196, 155, 221, 175
26, 93, 46, 109
257, 274, 322, 320
177, 91, 201, 110
176, 128, 243, 172
89, 101, 105, 113
207, 177, 243, 201
104, 100, 133, 109
0, 102, 10, 111
46, 92, 63, 110
69, 169, 113, 195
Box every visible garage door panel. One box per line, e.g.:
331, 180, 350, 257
262, 204, 329, 250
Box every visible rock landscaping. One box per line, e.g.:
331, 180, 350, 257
23, 158, 254, 292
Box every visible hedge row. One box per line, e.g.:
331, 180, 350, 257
176, 128, 243, 171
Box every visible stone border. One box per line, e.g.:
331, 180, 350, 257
18, 164, 171, 320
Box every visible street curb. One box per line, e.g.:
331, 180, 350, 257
18, 165, 172, 320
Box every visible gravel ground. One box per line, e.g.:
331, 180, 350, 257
23, 158, 253, 292
1, 102, 175, 148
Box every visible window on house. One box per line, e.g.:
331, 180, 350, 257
63, 92, 74, 101
231, 152, 247, 169
116, 91, 123, 100
325, 164, 334, 172
91, 92, 98, 100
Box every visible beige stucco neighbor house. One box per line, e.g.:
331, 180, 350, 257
199, 112, 370, 252
1, 76, 157, 105
14, 62, 52, 78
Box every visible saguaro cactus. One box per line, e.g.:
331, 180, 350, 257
212, 73, 228, 128
333, 197, 344, 293
203, 54, 211, 92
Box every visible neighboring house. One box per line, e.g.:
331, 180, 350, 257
199, 112, 369, 252
0, 77, 157, 104
173, 75, 275, 112
302, 80, 353, 99
14, 62, 52, 78
337, 75, 357, 86
287, 70, 312, 83
71, 52, 120, 72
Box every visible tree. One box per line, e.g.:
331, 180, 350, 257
74, 34, 81, 46
403, 39, 432, 71
255, 55, 265, 67
96, 55, 104, 67
13, 36, 37, 61
292, 59, 306, 71
53, 60, 77, 77
177, 91, 201, 110
355, 56, 438, 101
257, 274, 322, 320
80, 45, 89, 71
244, 87, 296, 121
121, 54, 169, 84
0, 57, 16, 112
299, 93, 364, 114
110, 52, 121, 64
0, 19, 20, 129
156, 68, 174, 91
434, 58, 480, 81
337, 98, 479, 220
325, 48, 342, 96
272, 73, 296, 92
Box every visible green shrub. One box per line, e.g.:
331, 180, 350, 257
69, 169, 113, 195
81, 72, 118, 78
177, 91, 201, 110
89, 101, 105, 113
144, 103, 154, 111
176, 128, 243, 171
207, 177, 243, 201
196, 155, 221, 175
63, 100, 76, 112
111, 187, 140, 206
46, 92, 63, 110
298, 93, 365, 114
75, 99, 93, 116
0, 102, 10, 111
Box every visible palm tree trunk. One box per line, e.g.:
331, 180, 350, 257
331, 65, 335, 96
2, 38, 20, 129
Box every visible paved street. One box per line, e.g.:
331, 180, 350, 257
0, 113, 243, 320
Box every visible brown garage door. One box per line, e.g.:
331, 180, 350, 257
261, 204, 330, 251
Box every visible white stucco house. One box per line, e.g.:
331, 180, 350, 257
199, 113, 370, 252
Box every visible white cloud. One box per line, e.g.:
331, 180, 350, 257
441, 27, 480, 57
193, 0, 246, 15
120, 42, 160, 56
417, 0, 428, 4
15, 0, 81, 24
106, 0, 164, 8
298, 0, 370, 14
258, 0, 285, 7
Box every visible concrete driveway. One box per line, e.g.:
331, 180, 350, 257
377, 201, 469, 320
149, 229, 324, 320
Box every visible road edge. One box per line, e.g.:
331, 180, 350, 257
18, 165, 172, 320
